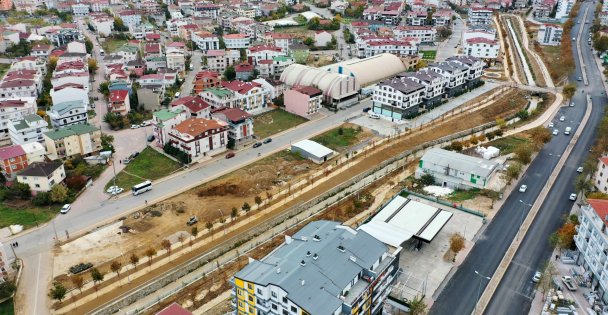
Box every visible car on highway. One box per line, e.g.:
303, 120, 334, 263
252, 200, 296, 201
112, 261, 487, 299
565, 127, 572, 135
577, 166, 584, 173
569, 102, 575, 107
548, 122, 554, 128
107, 186, 124, 195
130, 124, 140, 129
253, 142, 262, 148
519, 185, 528, 193
552, 129, 559, 135
578, 76, 583, 81
263, 138, 272, 144
532, 271, 541, 283
60, 204, 72, 214
559, 116, 565, 121
569, 193, 577, 201
225, 152, 235, 159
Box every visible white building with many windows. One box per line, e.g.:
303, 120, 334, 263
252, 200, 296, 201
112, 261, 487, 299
361, 40, 418, 58
223, 33, 251, 49
0, 98, 36, 146
537, 24, 563, 46
594, 157, 608, 193
371, 77, 425, 121
555, 0, 576, 19
48, 100, 88, 128
463, 38, 500, 59
8, 114, 49, 145
468, 6, 493, 25
191, 31, 220, 51
393, 26, 437, 43
168, 118, 229, 162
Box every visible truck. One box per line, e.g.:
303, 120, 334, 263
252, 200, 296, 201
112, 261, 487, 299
561, 276, 578, 291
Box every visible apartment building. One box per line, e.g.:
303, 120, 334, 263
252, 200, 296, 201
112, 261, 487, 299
594, 157, 608, 193
399, 69, 447, 109
171, 96, 211, 118
168, 118, 229, 162
372, 77, 425, 121
361, 40, 418, 58
191, 31, 220, 51
223, 33, 251, 49
284, 85, 323, 119
537, 24, 563, 46
468, 6, 493, 25
246, 45, 284, 64
0, 98, 36, 146
108, 90, 131, 116
405, 10, 427, 26
232, 220, 400, 315
152, 107, 188, 146
166, 46, 186, 72
393, 26, 437, 43
193, 71, 221, 94
8, 114, 49, 145
212, 107, 254, 145
220, 80, 270, 113
0, 79, 39, 98
206, 50, 240, 73
574, 199, 608, 303
43, 123, 102, 159
447, 55, 484, 86
0, 144, 28, 179
555, 0, 575, 19
48, 100, 88, 128
464, 38, 500, 59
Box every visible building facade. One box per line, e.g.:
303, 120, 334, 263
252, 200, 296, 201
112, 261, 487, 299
168, 118, 229, 162
8, 114, 49, 145
0, 145, 28, 179
16, 161, 65, 193
284, 85, 323, 119
43, 124, 102, 159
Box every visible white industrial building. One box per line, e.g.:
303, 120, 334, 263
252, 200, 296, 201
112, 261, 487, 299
290, 140, 334, 164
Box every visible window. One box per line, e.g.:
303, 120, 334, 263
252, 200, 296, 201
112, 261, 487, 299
257, 288, 262, 295
248, 283, 253, 289
248, 296, 254, 302
291, 306, 297, 312
282, 296, 288, 303
271, 291, 277, 298
272, 303, 277, 310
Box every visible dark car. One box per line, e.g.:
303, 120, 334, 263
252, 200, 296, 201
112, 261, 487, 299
225, 152, 235, 159
363, 107, 371, 112
187, 216, 198, 226
263, 138, 272, 144
253, 142, 262, 148
147, 135, 155, 142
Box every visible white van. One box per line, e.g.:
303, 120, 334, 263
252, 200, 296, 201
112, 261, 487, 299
368, 112, 380, 119
564, 127, 572, 135
174, 92, 180, 99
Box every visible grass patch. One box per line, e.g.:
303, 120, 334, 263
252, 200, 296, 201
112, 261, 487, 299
539, 45, 569, 83
253, 109, 308, 139
0, 64, 11, 80
0, 299, 14, 315
312, 126, 362, 151
101, 38, 128, 53
105, 147, 182, 190
447, 188, 480, 202
486, 136, 531, 155
0, 202, 58, 229
420, 50, 437, 60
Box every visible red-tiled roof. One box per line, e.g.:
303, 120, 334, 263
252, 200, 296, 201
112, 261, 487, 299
0, 145, 26, 160
0, 79, 35, 89
146, 33, 161, 39
109, 90, 129, 102
221, 80, 261, 94
171, 95, 210, 112
466, 37, 498, 45
235, 63, 254, 72
588, 199, 608, 226
248, 45, 282, 53
258, 59, 273, 64
195, 70, 219, 80
155, 303, 192, 315
270, 33, 292, 39
215, 107, 251, 122
145, 43, 161, 53
173, 118, 226, 137
53, 83, 85, 91
224, 33, 248, 39
0, 99, 29, 108
292, 85, 322, 96
600, 157, 608, 166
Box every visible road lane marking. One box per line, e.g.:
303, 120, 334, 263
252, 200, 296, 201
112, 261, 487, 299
33, 253, 42, 315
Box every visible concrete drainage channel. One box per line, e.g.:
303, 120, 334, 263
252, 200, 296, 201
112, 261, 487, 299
88, 118, 512, 314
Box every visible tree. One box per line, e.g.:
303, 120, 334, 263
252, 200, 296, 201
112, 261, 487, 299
145, 248, 157, 266
110, 260, 122, 278
574, 173, 593, 195
0, 172, 5, 186
205, 221, 213, 234
496, 118, 507, 129
414, 59, 428, 70
555, 222, 577, 251
529, 127, 552, 148
9, 182, 30, 199
71, 275, 84, 294
191, 226, 198, 238
593, 36, 608, 52
408, 295, 428, 315
449, 233, 465, 257
90, 268, 105, 290
419, 173, 435, 186
514, 144, 533, 164
88, 58, 98, 75
224, 65, 236, 80
218, 36, 226, 49
231, 206, 238, 221
563, 83, 577, 100
49, 282, 67, 302
129, 253, 139, 270
538, 261, 557, 300
161, 239, 172, 256
242, 202, 251, 212
254, 195, 262, 209
113, 17, 128, 32
50, 184, 69, 204
449, 141, 463, 152
84, 38, 94, 54
0, 281, 16, 300
505, 162, 523, 182
303, 37, 314, 46
98, 81, 110, 98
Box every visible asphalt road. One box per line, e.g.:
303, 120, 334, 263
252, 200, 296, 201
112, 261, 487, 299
430, 3, 603, 315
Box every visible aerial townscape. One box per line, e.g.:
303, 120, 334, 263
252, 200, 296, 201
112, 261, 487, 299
0, 0, 607, 313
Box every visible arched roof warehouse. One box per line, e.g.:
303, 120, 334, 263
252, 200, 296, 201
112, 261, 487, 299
320, 53, 408, 87
280, 64, 360, 102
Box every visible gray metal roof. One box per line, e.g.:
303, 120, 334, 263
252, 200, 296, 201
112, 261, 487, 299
399, 69, 443, 83
446, 55, 481, 67
50, 100, 84, 116
429, 61, 468, 73
379, 77, 425, 94
421, 148, 498, 177
12, 114, 44, 131
235, 220, 388, 314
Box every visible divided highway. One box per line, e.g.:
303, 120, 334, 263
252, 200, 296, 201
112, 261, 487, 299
430, 2, 604, 314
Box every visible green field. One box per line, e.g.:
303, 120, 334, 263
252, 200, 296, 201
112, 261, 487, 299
447, 189, 481, 202
420, 50, 437, 60
0, 64, 11, 80
0, 299, 14, 315
312, 126, 362, 151
486, 136, 531, 155
0, 202, 58, 229
253, 109, 308, 139
105, 147, 182, 190
101, 39, 128, 53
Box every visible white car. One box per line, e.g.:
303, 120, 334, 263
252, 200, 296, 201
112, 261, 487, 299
532, 271, 542, 283
368, 112, 380, 119
577, 166, 584, 173
569, 102, 575, 107
60, 204, 71, 214
519, 185, 528, 193
140, 121, 151, 127
559, 116, 565, 122
106, 186, 124, 194
569, 193, 577, 201
548, 122, 554, 128
552, 129, 559, 136
131, 124, 140, 129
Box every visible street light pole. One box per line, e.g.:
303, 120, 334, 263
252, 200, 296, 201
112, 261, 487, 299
517, 199, 533, 241
474, 270, 491, 315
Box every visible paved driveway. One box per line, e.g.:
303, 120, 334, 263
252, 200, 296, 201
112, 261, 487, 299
435, 16, 465, 61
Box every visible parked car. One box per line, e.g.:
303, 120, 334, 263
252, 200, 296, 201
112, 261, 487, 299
519, 185, 528, 193
263, 138, 272, 144
559, 116, 565, 121
107, 186, 124, 195
577, 166, 584, 173
369, 112, 380, 119
363, 107, 371, 113
123, 158, 131, 164
569, 102, 575, 107
140, 121, 151, 127
569, 193, 577, 201
532, 271, 542, 283
60, 204, 71, 214
187, 215, 198, 226
253, 142, 262, 148
548, 122, 554, 128
552, 129, 559, 136
225, 152, 235, 159
561, 276, 578, 291
131, 124, 140, 129
147, 135, 155, 142
131, 151, 140, 158
577, 76, 582, 81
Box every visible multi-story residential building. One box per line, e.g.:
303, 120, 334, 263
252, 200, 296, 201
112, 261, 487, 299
200, 87, 237, 109
555, 0, 575, 19
11, 57, 47, 75
108, 90, 131, 115
193, 71, 221, 94
31, 44, 52, 57
46, 28, 84, 47
468, 6, 493, 25
0, 79, 39, 98
16, 161, 65, 193
152, 107, 189, 146
50, 83, 89, 107
166, 46, 186, 72
428, 61, 468, 96
393, 26, 437, 43
119, 10, 142, 30
48, 100, 88, 128
21, 141, 45, 163
270, 56, 294, 79
171, 96, 211, 118
51, 72, 89, 92
406, 10, 427, 26
72, 3, 90, 16
594, 157, 608, 193
0, 98, 36, 146
537, 24, 563, 46
191, 31, 220, 51
8, 114, 48, 145
416, 148, 499, 189
284, 85, 323, 119
464, 38, 500, 59
206, 50, 240, 73
533, 3, 553, 18
361, 40, 418, 58
246, 45, 284, 64
90, 0, 109, 12
220, 80, 270, 113
43, 123, 102, 159
232, 220, 400, 315
372, 77, 425, 120
447, 55, 484, 86
193, 3, 220, 19
432, 10, 452, 26
168, 118, 228, 162
235, 63, 254, 81
0, 145, 28, 179
166, 18, 192, 37
223, 33, 251, 49
212, 108, 254, 145
270, 33, 293, 53
399, 69, 447, 109
0, 0, 12, 11
574, 199, 608, 304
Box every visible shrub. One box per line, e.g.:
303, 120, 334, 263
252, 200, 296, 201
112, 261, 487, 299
32, 192, 52, 206
69, 262, 93, 274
